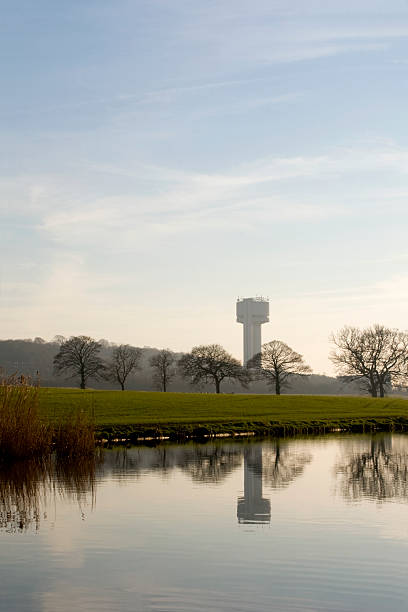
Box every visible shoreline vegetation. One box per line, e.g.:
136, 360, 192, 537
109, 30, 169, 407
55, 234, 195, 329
3, 382, 408, 456
37, 387, 408, 443
0, 378, 95, 460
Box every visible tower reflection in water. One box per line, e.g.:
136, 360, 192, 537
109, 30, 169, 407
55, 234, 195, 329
237, 446, 271, 524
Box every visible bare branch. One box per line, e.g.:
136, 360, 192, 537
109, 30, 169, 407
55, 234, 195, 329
248, 340, 312, 395
106, 345, 142, 391
330, 325, 408, 397
178, 344, 250, 394
149, 349, 176, 392
53, 336, 106, 389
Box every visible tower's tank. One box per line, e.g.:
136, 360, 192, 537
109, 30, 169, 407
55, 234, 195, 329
236, 297, 269, 365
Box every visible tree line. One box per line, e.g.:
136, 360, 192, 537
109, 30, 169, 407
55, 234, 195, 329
52, 335, 312, 394
0, 338, 345, 395
53, 337, 178, 391
4, 322, 408, 397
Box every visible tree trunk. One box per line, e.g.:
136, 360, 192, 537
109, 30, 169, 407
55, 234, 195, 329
163, 378, 167, 392
275, 376, 281, 395
215, 379, 221, 393
369, 374, 377, 397
80, 369, 86, 390
121, 382, 125, 391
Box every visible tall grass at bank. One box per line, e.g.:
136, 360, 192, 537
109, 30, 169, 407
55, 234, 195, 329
0, 377, 52, 460
54, 410, 95, 459
0, 377, 95, 461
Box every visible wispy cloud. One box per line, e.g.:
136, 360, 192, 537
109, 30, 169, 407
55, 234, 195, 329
118, 76, 279, 105
27, 142, 407, 247
188, 93, 302, 119
175, 4, 408, 67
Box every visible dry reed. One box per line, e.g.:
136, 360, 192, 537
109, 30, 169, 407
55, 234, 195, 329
0, 376, 52, 460
0, 376, 96, 461
54, 409, 95, 459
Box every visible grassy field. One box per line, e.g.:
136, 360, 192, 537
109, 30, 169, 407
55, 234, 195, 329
38, 388, 408, 439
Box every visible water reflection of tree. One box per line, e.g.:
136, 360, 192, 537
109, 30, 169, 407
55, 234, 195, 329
0, 454, 101, 533
102, 444, 243, 484
336, 435, 408, 501
262, 441, 312, 489
179, 446, 242, 483
103, 441, 312, 487
236, 442, 312, 524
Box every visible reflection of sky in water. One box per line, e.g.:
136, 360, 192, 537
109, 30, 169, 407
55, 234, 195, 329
1, 435, 408, 611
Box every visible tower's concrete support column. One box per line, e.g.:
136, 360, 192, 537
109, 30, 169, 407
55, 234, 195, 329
236, 297, 269, 365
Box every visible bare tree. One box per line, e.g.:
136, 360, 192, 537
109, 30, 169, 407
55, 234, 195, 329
106, 344, 142, 390
149, 349, 176, 392
53, 336, 106, 389
248, 340, 312, 395
178, 344, 250, 394
330, 325, 408, 397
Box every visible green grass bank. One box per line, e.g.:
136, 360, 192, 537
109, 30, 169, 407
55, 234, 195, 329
38, 388, 408, 441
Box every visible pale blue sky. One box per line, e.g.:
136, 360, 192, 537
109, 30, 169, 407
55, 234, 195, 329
2, 0, 408, 372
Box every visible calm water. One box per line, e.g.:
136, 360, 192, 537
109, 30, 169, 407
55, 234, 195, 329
1, 434, 408, 611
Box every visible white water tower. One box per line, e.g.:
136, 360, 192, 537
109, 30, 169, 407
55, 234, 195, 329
236, 296, 269, 365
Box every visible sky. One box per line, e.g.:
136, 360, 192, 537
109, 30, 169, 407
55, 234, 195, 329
2, 0, 408, 373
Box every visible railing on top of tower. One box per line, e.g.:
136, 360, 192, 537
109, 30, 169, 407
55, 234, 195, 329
237, 296, 269, 302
